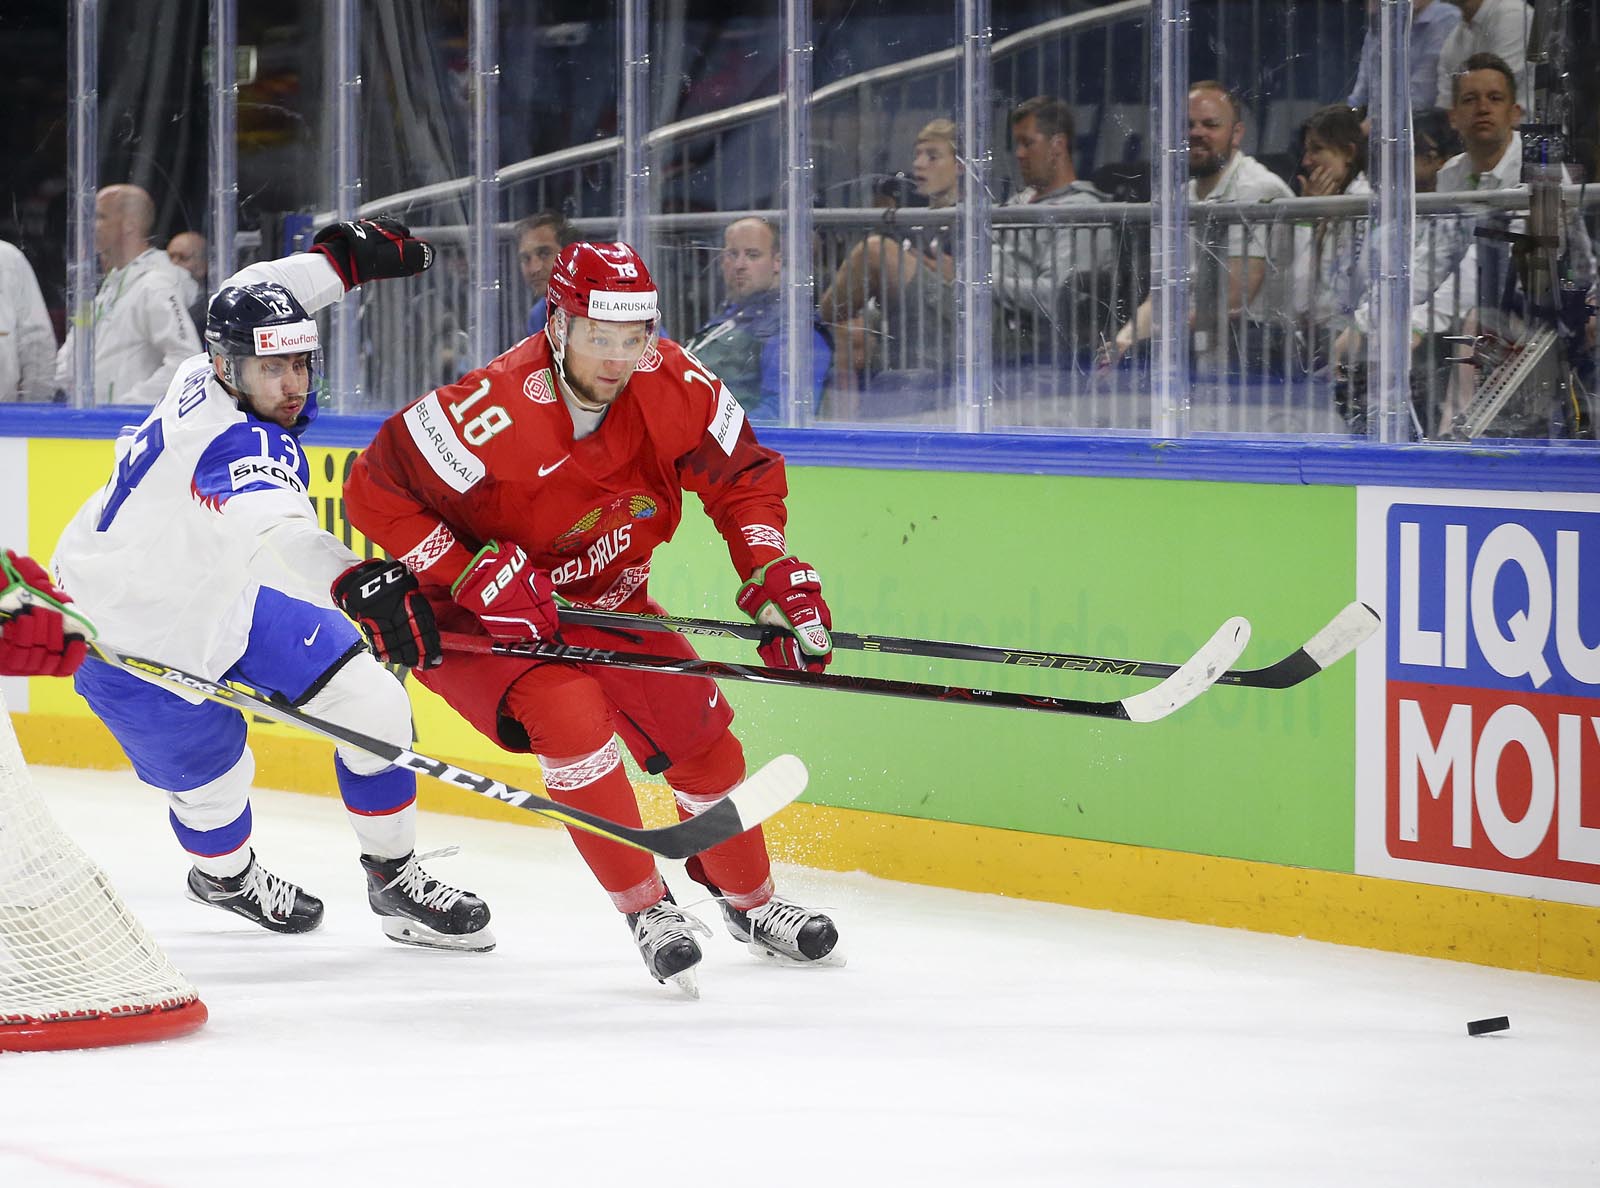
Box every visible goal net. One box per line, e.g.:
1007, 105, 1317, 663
0, 687, 206, 1051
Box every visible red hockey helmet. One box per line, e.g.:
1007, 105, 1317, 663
546, 242, 658, 325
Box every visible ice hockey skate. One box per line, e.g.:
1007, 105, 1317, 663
360, 850, 495, 952
627, 889, 712, 998
185, 852, 324, 934
719, 895, 844, 967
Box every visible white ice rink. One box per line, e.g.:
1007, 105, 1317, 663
3, 765, 1598, 1188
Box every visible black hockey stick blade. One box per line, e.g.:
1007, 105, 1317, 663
82, 638, 807, 860
554, 601, 1375, 691
441, 616, 1251, 723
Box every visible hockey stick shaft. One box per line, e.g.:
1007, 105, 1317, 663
554, 601, 1378, 691
439, 615, 1251, 724
77, 638, 806, 860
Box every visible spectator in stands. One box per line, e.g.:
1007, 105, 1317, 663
682, 216, 831, 422
1103, 82, 1293, 366
0, 239, 58, 401
818, 118, 963, 388
1341, 54, 1595, 435
993, 96, 1113, 362
166, 230, 209, 335
1291, 105, 1371, 363
1433, 0, 1533, 110
517, 211, 577, 338
1413, 108, 1462, 192
54, 184, 200, 405
1348, 0, 1462, 116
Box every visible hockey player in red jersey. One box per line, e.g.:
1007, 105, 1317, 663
341, 241, 840, 994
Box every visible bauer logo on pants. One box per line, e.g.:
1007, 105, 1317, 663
1355, 489, 1600, 908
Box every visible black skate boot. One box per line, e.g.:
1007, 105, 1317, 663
626, 889, 711, 997
720, 896, 843, 967
360, 849, 495, 952
185, 852, 323, 934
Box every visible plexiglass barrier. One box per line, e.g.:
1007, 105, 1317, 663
3, 0, 1596, 447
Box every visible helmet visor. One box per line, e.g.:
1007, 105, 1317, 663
564, 315, 656, 365
226, 348, 324, 417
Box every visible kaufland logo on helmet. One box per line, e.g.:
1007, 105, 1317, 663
1385, 503, 1600, 886
587, 290, 658, 320
254, 320, 319, 355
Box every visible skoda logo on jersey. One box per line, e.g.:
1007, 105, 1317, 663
254, 320, 320, 356
228, 457, 306, 494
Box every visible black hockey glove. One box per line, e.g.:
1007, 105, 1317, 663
311, 217, 434, 290
332, 559, 442, 669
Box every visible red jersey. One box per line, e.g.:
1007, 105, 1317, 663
344, 333, 793, 610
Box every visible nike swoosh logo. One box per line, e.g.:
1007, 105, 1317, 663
538, 456, 569, 477
303, 625, 321, 647
708, 688, 720, 708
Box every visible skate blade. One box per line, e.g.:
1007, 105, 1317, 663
380, 916, 496, 952
744, 940, 847, 968
662, 967, 701, 999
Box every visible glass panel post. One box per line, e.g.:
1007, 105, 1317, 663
620, 0, 650, 257
66, 0, 98, 408
326, 0, 360, 408
1368, 0, 1413, 443
955, 0, 993, 434
782, 0, 816, 429
208, 0, 237, 285
469, 0, 499, 368
1151, 0, 1189, 438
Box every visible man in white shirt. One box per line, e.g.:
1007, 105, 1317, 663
1343, 53, 1594, 435
993, 96, 1113, 361
54, 184, 201, 405
1433, 0, 1534, 109
1106, 81, 1293, 364
0, 239, 57, 401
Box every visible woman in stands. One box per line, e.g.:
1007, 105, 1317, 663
1291, 104, 1371, 368
817, 118, 963, 399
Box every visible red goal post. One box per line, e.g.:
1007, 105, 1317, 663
0, 687, 207, 1052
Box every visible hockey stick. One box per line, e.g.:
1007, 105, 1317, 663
552, 601, 1379, 691
71, 635, 808, 860
438, 615, 1251, 723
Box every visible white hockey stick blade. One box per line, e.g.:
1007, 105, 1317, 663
1118, 616, 1252, 724
720, 753, 809, 832
1302, 601, 1380, 671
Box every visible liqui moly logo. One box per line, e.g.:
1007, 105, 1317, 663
254, 320, 319, 355
1365, 496, 1600, 898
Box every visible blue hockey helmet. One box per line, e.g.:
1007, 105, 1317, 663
205, 282, 323, 432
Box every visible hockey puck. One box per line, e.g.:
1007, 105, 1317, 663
1467, 1016, 1510, 1036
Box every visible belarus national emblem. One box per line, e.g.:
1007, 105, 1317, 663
523, 369, 556, 404
553, 491, 659, 555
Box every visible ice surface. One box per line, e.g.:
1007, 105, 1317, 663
3, 765, 1597, 1188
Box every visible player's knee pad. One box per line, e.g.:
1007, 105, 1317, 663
664, 730, 745, 803
166, 747, 255, 851
537, 738, 625, 798
300, 653, 414, 777
504, 664, 614, 758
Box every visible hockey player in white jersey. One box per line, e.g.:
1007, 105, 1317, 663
53, 218, 494, 951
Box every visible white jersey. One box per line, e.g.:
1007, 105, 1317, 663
53, 255, 357, 690
54, 248, 202, 406
0, 239, 57, 401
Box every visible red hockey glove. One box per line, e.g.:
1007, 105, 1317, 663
735, 555, 833, 672
451, 542, 560, 643
311, 217, 433, 290
0, 551, 92, 678
332, 559, 442, 669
